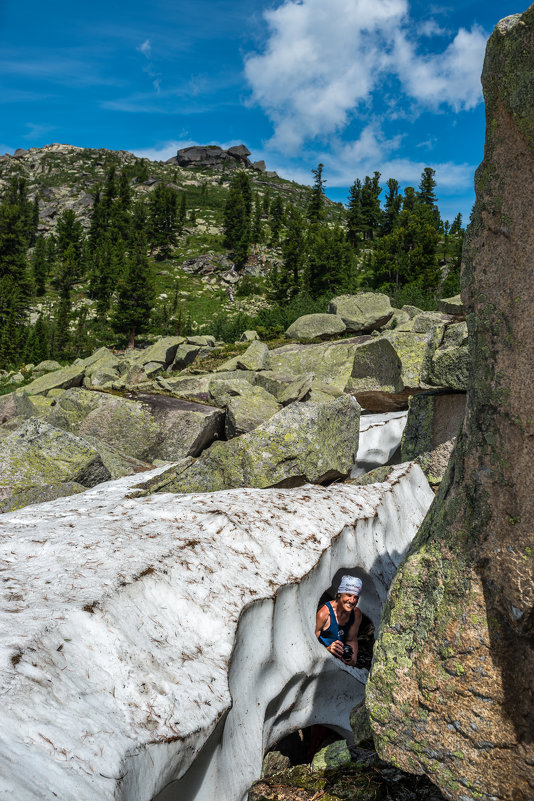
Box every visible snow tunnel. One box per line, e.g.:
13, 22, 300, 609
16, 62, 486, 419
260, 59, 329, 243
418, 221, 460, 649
0, 461, 433, 801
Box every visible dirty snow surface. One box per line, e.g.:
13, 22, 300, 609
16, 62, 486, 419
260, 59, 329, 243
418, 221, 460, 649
0, 462, 433, 801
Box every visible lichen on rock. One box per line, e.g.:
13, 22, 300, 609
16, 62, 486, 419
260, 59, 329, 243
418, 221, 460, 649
366, 9, 534, 800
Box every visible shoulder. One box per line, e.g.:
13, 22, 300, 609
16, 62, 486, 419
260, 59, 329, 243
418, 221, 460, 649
349, 607, 362, 631
316, 604, 331, 626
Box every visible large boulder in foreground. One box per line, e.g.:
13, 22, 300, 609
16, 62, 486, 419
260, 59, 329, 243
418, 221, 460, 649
366, 12, 534, 800
0, 461, 433, 801
0, 418, 110, 509
142, 395, 361, 494
327, 292, 393, 332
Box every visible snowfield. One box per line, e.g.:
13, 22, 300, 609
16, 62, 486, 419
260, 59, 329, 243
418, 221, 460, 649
0, 461, 433, 801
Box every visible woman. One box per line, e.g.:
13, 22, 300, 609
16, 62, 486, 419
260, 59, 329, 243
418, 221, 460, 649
315, 575, 362, 667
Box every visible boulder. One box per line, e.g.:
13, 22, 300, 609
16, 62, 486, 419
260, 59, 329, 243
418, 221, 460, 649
83, 367, 119, 388
171, 343, 201, 371
235, 340, 269, 371
411, 311, 452, 333
428, 343, 469, 390
46, 388, 161, 461
210, 379, 280, 437
366, 12, 534, 799
383, 308, 412, 330
239, 329, 260, 342
0, 418, 111, 508
22, 363, 86, 396
254, 371, 314, 405
327, 292, 393, 332
144, 394, 361, 494
33, 359, 62, 374
438, 294, 464, 315
312, 740, 352, 771
0, 461, 433, 801
0, 391, 36, 426
400, 391, 466, 484
137, 336, 186, 367
268, 339, 368, 393
345, 338, 403, 411
132, 393, 224, 460
186, 335, 215, 347
285, 313, 346, 341
81, 346, 117, 369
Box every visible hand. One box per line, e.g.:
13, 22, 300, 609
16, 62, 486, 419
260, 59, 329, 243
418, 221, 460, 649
327, 640, 344, 659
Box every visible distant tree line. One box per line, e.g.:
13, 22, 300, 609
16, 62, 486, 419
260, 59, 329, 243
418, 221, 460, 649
223, 164, 464, 309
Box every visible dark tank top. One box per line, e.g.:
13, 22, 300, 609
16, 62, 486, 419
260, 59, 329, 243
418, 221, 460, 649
318, 601, 354, 647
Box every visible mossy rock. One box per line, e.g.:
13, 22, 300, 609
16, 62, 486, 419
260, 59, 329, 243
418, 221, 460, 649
285, 313, 346, 341
268, 340, 363, 393
143, 394, 360, 494
0, 481, 87, 514
327, 292, 393, 332
23, 363, 86, 396
438, 295, 464, 315
236, 340, 270, 371
0, 418, 111, 508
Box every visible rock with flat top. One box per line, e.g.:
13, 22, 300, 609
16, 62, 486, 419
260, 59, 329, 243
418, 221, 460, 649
327, 293, 393, 332
285, 313, 346, 341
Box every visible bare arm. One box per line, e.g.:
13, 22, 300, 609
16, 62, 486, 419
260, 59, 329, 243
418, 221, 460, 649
343, 608, 362, 667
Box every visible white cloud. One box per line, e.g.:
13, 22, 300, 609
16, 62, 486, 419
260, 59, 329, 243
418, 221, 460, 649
244, 0, 487, 150
392, 24, 487, 111
138, 39, 152, 58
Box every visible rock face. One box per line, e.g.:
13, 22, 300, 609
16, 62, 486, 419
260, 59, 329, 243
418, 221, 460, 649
141, 395, 361, 494
0, 462, 433, 801
366, 12, 534, 801
401, 392, 466, 484
174, 144, 252, 170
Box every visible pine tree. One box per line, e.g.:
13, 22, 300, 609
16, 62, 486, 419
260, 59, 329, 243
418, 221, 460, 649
54, 294, 72, 359
32, 235, 48, 295
418, 167, 438, 206
346, 179, 363, 247
251, 196, 263, 246
274, 206, 306, 301
359, 172, 382, 241
111, 237, 155, 348
148, 184, 178, 259
223, 173, 252, 267
55, 209, 84, 277
305, 224, 354, 297
307, 163, 326, 224
269, 196, 284, 245
381, 178, 402, 236
0, 202, 33, 340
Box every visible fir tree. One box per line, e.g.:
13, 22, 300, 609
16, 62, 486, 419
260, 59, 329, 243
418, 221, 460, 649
148, 183, 178, 259
381, 178, 402, 236
112, 239, 155, 348
307, 163, 326, 224
274, 205, 306, 301
359, 172, 382, 241
251, 196, 263, 246
55, 209, 84, 277
223, 173, 252, 268
305, 224, 354, 297
269, 196, 284, 245
346, 179, 363, 247
32, 235, 48, 296
418, 167, 438, 206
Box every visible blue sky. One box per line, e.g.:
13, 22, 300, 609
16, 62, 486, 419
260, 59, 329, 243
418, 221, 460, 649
0, 0, 523, 222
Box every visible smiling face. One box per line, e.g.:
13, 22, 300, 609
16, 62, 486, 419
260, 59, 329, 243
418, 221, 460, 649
338, 592, 358, 613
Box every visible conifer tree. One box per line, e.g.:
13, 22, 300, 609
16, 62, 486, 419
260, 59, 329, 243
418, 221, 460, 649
274, 206, 306, 301
251, 196, 263, 246
223, 173, 252, 267
148, 184, 178, 259
417, 167, 438, 206
359, 172, 382, 240
269, 196, 284, 245
112, 225, 155, 348
307, 163, 326, 224
346, 179, 363, 247
55, 209, 84, 277
32, 235, 48, 295
305, 225, 354, 297
381, 178, 402, 236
